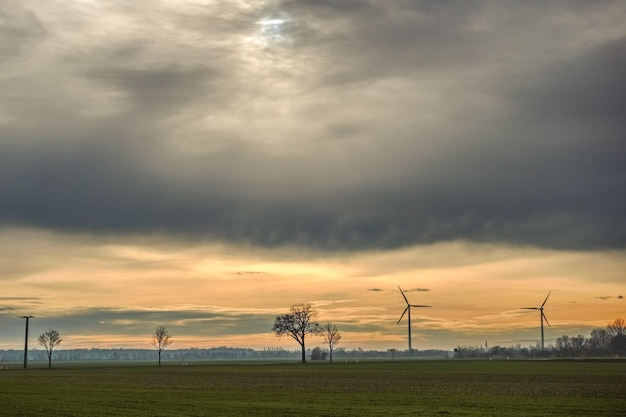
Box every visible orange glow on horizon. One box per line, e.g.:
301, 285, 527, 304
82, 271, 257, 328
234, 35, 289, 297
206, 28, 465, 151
1, 228, 624, 350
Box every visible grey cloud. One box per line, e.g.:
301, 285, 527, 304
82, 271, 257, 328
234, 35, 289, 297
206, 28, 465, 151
87, 64, 219, 115
512, 38, 626, 125
0, 2, 46, 57
0, 1, 624, 251
596, 295, 624, 300
282, 1, 538, 85
0, 298, 43, 316
285, 0, 368, 11
0, 297, 40, 301
27, 307, 276, 339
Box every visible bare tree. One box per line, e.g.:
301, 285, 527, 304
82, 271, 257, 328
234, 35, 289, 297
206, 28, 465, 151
322, 323, 342, 364
272, 303, 322, 363
589, 328, 611, 354
152, 325, 173, 366
310, 346, 326, 360
389, 348, 397, 361
38, 329, 62, 369
607, 318, 626, 355
607, 318, 625, 337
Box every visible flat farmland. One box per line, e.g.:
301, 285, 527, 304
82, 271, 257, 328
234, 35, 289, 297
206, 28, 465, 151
1, 360, 625, 416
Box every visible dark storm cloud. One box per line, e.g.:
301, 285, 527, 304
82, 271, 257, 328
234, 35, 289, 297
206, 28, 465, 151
0, 1, 624, 251
513, 38, 626, 120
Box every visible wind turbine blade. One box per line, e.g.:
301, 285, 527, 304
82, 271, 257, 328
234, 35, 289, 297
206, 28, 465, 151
541, 291, 551, 308
410, 305, 432, 308
397, 307, 409, 325
542, 312, 551, 327
398, 285, 409, 305
521, 307, 538, 310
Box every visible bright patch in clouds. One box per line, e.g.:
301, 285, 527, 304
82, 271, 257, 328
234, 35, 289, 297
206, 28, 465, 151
259, 18, 286, 26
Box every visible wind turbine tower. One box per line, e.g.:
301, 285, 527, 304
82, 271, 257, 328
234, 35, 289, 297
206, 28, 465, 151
19, 315, 34, 369
522, 292, 551, 350
396, 285, 431, 352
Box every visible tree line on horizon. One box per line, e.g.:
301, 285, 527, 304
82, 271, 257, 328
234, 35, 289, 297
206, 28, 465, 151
9, 309, 625, 368
0, 346, 452, 365
456, 318, 626, 359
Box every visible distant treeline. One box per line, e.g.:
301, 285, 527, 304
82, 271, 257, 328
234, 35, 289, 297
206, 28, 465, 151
456, 319, 626, 359
0, 347, 296, 362
0, 346, 450, 363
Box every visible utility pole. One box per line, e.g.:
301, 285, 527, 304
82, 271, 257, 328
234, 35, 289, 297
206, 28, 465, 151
20, 316, 34, 369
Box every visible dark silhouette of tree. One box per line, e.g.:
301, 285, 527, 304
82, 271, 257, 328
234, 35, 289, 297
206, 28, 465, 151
272, 303, 321, 363
607, 318, 625, 338
589, 328, 611, 354
570, 335, 585, 356
38, 328, 62, 368
310, 346, 327, 360
555, 335, 570, 356
322, 323, 342, 364
609, 334, 626, 355
152, 325, 173, 366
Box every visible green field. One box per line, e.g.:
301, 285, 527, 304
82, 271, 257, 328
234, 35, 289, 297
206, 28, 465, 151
1, 360, 625, 416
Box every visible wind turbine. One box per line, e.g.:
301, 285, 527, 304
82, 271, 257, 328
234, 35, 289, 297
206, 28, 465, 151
522, 291, 551, 350
2, 305, 34, 369
396, 285, 431, 352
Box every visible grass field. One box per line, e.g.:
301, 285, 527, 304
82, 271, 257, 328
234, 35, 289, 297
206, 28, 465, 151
1, 359, 625, 416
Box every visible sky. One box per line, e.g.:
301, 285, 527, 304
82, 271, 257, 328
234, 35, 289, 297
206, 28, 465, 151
0, 0, 624, 353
